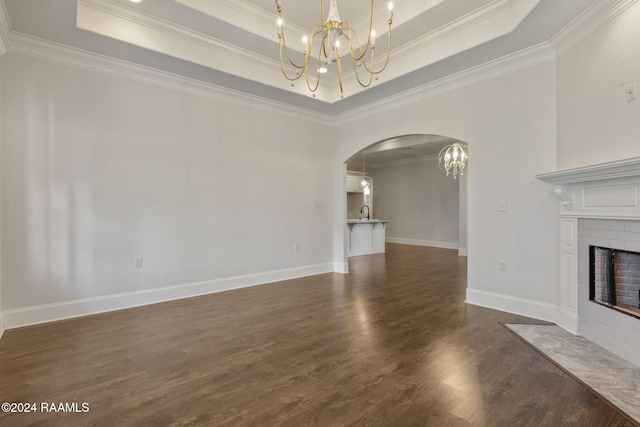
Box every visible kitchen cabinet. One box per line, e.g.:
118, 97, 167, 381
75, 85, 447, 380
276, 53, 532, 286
346, 175, 372, 193
347, 219, 391, 257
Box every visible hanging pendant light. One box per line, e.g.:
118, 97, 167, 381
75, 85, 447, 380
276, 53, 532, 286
361, 152, 370, 195
438, 143, 468, 179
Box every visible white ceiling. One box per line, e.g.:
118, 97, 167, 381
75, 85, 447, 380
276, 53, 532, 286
2, 0, 598, 116
0, 0, 601, 163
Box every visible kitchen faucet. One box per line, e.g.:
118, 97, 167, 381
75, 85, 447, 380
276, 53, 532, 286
360, 204, 370, 220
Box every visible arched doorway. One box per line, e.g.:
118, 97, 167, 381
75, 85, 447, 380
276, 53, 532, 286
342, 134, 468, 266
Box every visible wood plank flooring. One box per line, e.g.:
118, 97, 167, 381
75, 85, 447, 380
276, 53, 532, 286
0, 243, 634, 426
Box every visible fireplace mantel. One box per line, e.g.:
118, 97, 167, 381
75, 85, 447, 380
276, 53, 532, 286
536, 157, 640, 185
535, 157, 640, 368
536, 157, 640, 219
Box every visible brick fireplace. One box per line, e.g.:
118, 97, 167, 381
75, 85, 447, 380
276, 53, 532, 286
590, 244, 640, 316
536, 157, 640, 367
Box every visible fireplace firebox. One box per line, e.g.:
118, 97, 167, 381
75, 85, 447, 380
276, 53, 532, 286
590, 245, 640, 319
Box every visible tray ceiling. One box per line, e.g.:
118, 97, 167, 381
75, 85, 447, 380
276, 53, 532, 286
1, 0, 598, 115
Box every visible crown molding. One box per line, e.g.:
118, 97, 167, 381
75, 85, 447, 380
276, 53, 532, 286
76, 0, 326, 99
335, 41, 556, 126
175, 0, 308, 48
78, 0, 280, 70
7, 31, 332, 125
535, 156, 640, 185
389, 0, 532, 68
396, 0, 517, 60
338, 0, 638, 125
179, 0, 414, 51
0, 0, 11, 55
2, 0, 634, 124
551, 0, 640, 57
78, 0, 539, 104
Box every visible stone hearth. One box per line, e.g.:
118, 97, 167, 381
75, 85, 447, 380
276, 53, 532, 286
536, 157, 640, 367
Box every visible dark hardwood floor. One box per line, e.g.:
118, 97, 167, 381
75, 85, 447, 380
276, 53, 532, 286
0, 243, 634, 426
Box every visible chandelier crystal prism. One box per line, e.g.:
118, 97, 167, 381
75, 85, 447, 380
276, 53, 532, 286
275, 0, 393, 98
438, 143, 468, 179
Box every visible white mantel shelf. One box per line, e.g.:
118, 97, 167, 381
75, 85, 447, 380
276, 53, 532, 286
534, 156, 640, 337
535, 156, 640, 185
535, 157, 640, 217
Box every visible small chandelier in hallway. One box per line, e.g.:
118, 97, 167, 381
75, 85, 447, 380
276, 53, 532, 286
275, 0, 394, 98
438, 143, 468, 179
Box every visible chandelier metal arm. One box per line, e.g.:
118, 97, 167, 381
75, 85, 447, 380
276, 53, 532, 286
342, 26, 369, 63
336, 50, 344, 96
275, 0, 394, 97
352, 50, 375, 88
278, 42, 304, 81
341, 0, 375, 63
359, 22, 392, 75
277, 18, 312, 74
302, 38, 325, 93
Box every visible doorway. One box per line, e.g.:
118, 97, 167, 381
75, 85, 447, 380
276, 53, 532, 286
343, 134, 468, 262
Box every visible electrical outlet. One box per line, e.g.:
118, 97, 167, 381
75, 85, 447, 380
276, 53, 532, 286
314, 201, 322, 209
294, 243, 300, 251
499, 200, 507, 212
499, 260, 507, 271
134, 257, 143, 268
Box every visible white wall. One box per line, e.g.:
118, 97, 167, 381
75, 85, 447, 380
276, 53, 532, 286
333, 61, 558, 320
347, 192, 369, 219
371, 156, 460, 249
9, 2, 640, 333
557, 1, 640, 169
1, 54, 334, 326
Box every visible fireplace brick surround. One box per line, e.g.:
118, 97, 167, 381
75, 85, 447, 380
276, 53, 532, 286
537, 157, 640, 368
579, 219, 640, 367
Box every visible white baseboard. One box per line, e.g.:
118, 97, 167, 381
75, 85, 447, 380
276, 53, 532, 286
458, 248, 468, 256
334, 262, 349, 274
555, 307, 580, 335
0, 313, 4, 340
466, 288, 556, 323
3, 262, 334, 329
386, 237, 458, 250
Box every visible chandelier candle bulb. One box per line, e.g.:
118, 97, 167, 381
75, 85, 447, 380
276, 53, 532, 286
275, 0, 394, 98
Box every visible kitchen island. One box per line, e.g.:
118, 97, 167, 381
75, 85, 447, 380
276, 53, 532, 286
347, 219, 391, 257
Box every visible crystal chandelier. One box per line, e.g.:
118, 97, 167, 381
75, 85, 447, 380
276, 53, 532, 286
438, 143, 468, 179
275, 0, 394, 98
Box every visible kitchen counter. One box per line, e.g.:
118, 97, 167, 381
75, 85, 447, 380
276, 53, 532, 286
347, 219, 391, 257
347, 219, 391, 224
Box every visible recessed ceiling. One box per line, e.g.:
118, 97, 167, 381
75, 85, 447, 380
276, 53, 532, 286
1, 0, 598, 115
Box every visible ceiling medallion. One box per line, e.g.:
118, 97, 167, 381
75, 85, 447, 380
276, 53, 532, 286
275, 0, 393, 99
